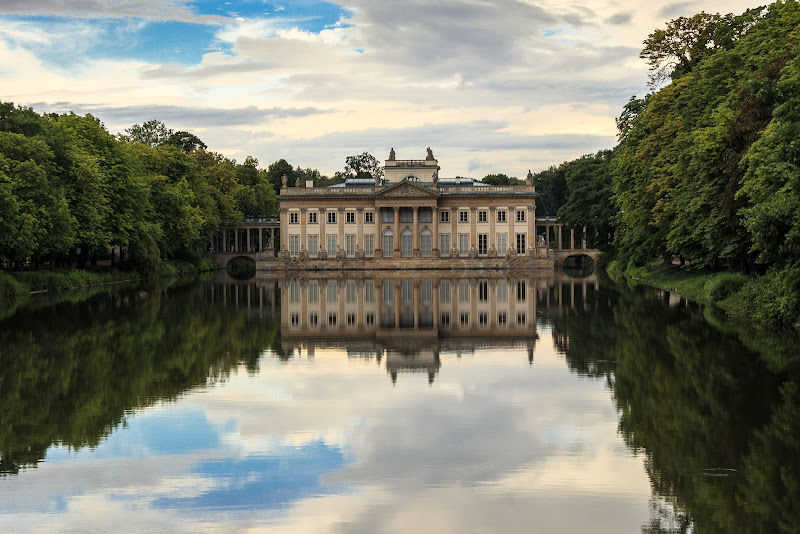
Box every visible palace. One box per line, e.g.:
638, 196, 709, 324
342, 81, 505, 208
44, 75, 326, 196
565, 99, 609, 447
277, 148, 557, 268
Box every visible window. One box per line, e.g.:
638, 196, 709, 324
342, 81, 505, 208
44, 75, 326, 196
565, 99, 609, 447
517, 281, 527, 302
308, 235, 318, 256
327, 234, 337, 256
365, 234, 375, 256
346, 211, 355, 224
289, 235, 299, 256
478, 210, 487, 223
459, 210, 469, 223
365, 313, 375, 325
516, 233, 526, 255
478, 280, 488, 301
401, 230, 413, 257
498, 312, 507, 325
420, 230, 432, 257
440, 234, 450, 256
516, 209, 526, 222
440, 210, 450, 223
497, 210, 507, 223
308, 211, 317, 224
290, 212, 299, 224
327, 211, 336, 224
497, 280, 507, 302
383, 279, 394, 303
382, 209, 394, 223
365, 280, 375, 303
346, 234, 356, 256
309, 312, 318, 326
439, 280, 451, 303
419, 209, 432, 223
346, 313, 356, 326
400, 208, 413, 222
479, 312, 488, 326
402, 280, 413, 303
328, 313, 337, 326
478, 234, 487, 255
308, 281, 319, 303
290, 281, 300, 302
383, 230, 394, 257
421, 280, 432, 304
291, 313, 300, 326
459, 234, 469, 255
497, 233, 507, 255
364, 211, 374, 224
459, 280, 470, 302
517, 312, 527, 325
346, 280, 356, 302
327, 281, 337, 302
460, 312, 469, 325
440, 312, 451, 326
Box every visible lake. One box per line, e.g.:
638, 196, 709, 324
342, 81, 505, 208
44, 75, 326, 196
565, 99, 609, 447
0, 270, 797, 533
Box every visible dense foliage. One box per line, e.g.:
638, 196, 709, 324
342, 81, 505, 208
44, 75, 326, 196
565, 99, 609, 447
537, 1, 800, 326
0, 110, 277, 269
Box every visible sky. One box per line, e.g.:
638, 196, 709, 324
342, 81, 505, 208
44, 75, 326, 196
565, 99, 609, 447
0, 0, 762, 178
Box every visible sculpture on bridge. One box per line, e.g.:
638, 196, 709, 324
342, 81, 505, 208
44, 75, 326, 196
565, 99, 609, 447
537, 234, 546, 247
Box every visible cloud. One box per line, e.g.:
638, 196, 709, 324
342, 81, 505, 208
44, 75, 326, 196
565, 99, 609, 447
657, 2, 696, 19
605, 12, 633, 25
0, 0, 225, 23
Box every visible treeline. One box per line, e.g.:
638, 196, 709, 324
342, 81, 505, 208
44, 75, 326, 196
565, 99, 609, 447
534, 0, 800, 326
0, 110, 286, 270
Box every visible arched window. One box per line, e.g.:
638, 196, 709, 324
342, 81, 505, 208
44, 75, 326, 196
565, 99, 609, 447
401, 230, 413, 257
420, 230, 432, 257
383, 229, 394, 257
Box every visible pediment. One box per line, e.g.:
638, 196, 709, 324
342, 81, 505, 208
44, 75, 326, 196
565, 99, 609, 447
373, 180, 439, 199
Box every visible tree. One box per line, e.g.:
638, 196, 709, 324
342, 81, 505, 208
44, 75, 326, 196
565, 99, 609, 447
342, 152, 383, 182
481, 173, 522, 186
264, 159, 297, 194
120, 119, 173, 147
162, 131, 207, 153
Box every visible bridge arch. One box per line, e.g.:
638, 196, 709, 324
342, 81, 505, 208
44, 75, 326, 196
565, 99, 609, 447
226, 255, 256, 279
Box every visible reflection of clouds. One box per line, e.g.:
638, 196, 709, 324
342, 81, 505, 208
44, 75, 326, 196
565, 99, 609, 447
0, 337, 651, 533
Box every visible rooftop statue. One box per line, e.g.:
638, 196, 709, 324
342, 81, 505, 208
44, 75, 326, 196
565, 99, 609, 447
526, 169, 533, 186
389, 148, 396, 161
295, 176, 301, 187
426, 147, 435, 160
432, 169, 439, 184
281, 174, 288, 187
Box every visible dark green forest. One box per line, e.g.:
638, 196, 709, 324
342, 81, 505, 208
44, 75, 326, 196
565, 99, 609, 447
535, 1, 800, 327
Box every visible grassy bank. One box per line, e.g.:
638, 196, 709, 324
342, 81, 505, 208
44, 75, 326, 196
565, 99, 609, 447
0, 257, 218, 298
606, 260, 799, 330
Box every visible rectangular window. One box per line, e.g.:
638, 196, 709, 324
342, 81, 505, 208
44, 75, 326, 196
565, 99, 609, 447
497, 233, 507, 255
460, 312, 469, 326
497, 210, 507, 223
440, 313, 450, 326
459, 234, 469, 255
346, 211, 355, 224
478, 280, 488, 301
291, 313, 300, 326
419, 209, 432, 223
440, 234, 450, 256
383, 279, 394, 303
364, 211, 374, 224
327, 211, 336, 224
308, 281, 319, 303
440, 210, 450, 223
400, 208, 413, 222
459, 280, 470, 302
346, 234, 356, 256
420, 233, 432, 257
516, 233, 526, 255
383, 233, 394, 256
478, 210, 487, 223
421, 280, 432, 304
308, 235, 318, 256
516, 209, 526, 222
365, 313, 375, 325
478, 234, 487, 255
308, 211, 317, 224
517, 281, 527, 302
309, 312, 318, 326
498, 312, 507, 325
346, 313, 356, 326
328, 281, 337, 302
365, 280, 375, 303
402, 280, 413, 303
365, 234, 375, 256
479, 312, 488, 326
382, 209, 394, 223
290, 281, 300, 302
517, 312, 527, 325
290, 212, 299, 224
459, 210, 469, 223
289, 235, 299, 256
328, 313, 337, 326
497, 280, 507, 302
346, 280, 356, 302
327, 234, 337, 256
439, 280, 451, 303
401, 232, 413, 257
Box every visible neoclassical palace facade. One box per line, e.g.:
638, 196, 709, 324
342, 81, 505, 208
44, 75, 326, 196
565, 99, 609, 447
278, 150, 547, 264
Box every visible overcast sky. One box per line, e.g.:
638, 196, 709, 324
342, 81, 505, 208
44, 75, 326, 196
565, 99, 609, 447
0, 0, 761, 178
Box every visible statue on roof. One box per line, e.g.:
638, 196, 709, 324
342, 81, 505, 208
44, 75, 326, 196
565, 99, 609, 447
432, 169, 439, 185
295, 176, 301, 187
281, 174, 288, 187
526, 169, 533, 186
426, 147, 435, 160
389, 148, 396, 161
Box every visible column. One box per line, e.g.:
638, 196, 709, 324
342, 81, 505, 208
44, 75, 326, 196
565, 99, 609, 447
223, 228, 228, 252
582, 226, 587, 249
279, 208, 288, 252
413, 206, 420, 257
450, 207, 458, 255
246, 227, 251, 252
557, 225, 562, 250
300, 208, 307, 252
413, 280, 420, 327
528, 206, 535, 253
545, 225, 550, 248
357, 207, 364, 252
258, 228, 263, 251
470, 207, 477, 249
393, 207, 400, 257
338, 207, 345, 254
432, 206, 439, 256
489, 207, 496, 250
570, 229, 575, 250
319, 209, 326, 255
508, 206, 516, 253
432, 280, 440, 327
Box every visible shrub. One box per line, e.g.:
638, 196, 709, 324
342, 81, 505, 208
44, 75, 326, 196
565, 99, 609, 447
705, 272, 748, 301
0, 272, 29, 296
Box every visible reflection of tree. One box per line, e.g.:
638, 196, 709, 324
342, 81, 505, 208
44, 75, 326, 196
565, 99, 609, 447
0, 280, 279, 475
549, 282, 794, 533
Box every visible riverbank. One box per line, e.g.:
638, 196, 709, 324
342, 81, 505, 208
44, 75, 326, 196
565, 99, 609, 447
0, 258, 218, 298
606, 260, 799, 330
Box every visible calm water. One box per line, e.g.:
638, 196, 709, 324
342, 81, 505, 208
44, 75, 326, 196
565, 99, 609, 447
0, 271, 798, 533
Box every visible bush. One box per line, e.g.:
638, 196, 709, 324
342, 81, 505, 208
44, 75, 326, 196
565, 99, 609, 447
705, 272, 748, 301
739, 268, 800, 328
0, 272, 29, 297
